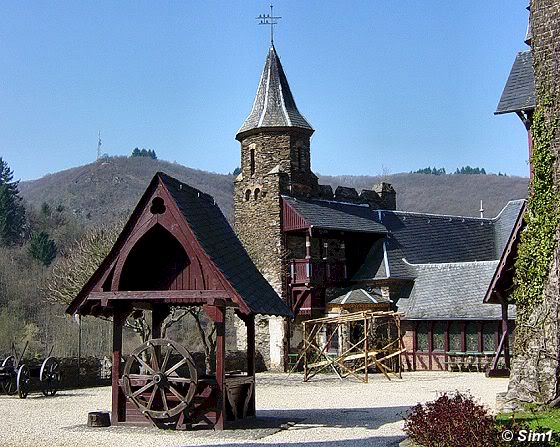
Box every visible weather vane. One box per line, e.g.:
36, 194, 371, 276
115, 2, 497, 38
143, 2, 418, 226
256, 4, 281, 46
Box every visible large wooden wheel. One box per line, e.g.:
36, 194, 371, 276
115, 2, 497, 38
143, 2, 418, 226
17, 364, 30, 399
122, 338, 198, 420
40, 357, 61, 397
1, 356, 17, 395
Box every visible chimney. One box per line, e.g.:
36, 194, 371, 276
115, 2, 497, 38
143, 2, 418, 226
372, 182, 396, 210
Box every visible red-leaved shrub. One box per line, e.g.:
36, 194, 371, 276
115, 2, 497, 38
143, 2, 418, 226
403, 391, 498, 447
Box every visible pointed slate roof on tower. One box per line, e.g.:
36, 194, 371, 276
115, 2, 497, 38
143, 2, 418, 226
237, 45, 313, 138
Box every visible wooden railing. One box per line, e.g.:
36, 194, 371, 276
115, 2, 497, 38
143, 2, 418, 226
289, 259, 347, 285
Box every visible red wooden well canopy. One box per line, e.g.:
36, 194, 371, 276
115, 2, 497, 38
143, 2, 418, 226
66, 172, 291, 430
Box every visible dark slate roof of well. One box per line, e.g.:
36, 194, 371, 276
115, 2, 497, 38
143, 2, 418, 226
495, 51, 535, 115
329, 288, 391, 305
282, 196, 387, 234
396, 261, 516, 320
237, 45, 313, 136
160, 173, 292, 317
352, 200, 525, 281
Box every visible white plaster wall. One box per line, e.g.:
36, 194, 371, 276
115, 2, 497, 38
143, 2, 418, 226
268, 316, 286, 370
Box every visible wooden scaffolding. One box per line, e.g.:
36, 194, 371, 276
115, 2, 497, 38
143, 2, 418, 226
293, 310, 405, 382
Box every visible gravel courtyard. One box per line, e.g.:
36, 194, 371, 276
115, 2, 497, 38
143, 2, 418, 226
0, 372, 508, 447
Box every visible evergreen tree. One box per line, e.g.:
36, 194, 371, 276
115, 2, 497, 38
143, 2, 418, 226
232, 167, 241, 176
0, 158, 26, 246
455, 166, 487, 175
28, 231, 57, 266
413, 166, 446, 175
131, 148, 157, 159
41, 202, 51, 217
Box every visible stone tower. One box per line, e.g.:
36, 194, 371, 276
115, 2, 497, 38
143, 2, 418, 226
234, 45, 317, 369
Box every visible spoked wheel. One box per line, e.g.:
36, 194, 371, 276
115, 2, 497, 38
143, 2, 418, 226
122, 338, 198, 420
1, 356, 17, 395
40, 357, 61, 397
17, 364, 30, 399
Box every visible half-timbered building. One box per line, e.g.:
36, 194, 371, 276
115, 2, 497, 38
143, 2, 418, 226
232, 43, 526, 373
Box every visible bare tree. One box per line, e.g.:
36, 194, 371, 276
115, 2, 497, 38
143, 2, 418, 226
161, 306, 217, 375
45, 223, 123, 305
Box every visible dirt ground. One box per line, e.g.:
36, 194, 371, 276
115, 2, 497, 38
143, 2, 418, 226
0, 371, 508, 447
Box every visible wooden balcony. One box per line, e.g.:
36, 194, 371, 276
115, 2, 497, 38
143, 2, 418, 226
289, 259, 347, 286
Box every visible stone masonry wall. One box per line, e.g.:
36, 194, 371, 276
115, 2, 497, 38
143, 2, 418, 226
234, 131, 292, 370
505, 0, 560, 407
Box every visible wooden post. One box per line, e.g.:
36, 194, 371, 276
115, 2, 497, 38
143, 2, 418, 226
428, 321, 433, 370
444, 321, 450, 371
364, 315, 369, 383
213, 305, 226, 430
412, 321, 417, 371
460, 321, 466, 353
397, 316, 403, 379
303, 322, 308, 381
501, 301, 511, 369
112, 307, 128, 425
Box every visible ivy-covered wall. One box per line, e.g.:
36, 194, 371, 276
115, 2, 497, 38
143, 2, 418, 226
505, 0, 560, 407
513, 100, 558, 321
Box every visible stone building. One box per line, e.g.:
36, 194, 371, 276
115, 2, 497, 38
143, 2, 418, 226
489, 0, 560, 406
233, 44, 524, 372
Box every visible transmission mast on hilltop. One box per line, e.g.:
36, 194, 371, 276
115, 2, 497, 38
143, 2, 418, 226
97, 131, 102, 160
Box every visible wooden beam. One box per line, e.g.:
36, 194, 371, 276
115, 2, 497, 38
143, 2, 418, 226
501, 301, 511, 369
212, 305, 226, 430
88, 290, 235, 305
112, 307, 129, 424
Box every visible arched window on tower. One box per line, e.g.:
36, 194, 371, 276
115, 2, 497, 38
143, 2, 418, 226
250, 148, 256, 176
254, 188, 260, 200
245, 189, 251, 201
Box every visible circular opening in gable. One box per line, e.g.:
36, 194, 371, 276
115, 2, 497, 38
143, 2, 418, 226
150, 197, 166, 215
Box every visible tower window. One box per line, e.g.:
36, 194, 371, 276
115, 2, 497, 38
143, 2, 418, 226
297, 147, 303, 170
250, 148, 256, 176
245, 189, 251, 201
254, 188, 260, 200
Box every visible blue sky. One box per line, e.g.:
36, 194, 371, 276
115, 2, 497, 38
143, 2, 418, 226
0, 1, 531, 181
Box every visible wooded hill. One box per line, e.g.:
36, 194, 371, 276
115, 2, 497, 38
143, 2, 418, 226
20, 156, 529, 223
0, 155, 529, 361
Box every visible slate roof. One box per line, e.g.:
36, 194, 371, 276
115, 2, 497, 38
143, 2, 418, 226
67, 173, 291, 318
353, 200, 525, 282
282, 196, 387, 234
329, 288, 391, 306
493, 199, 525, 256
159, 174, 291, 317
495, 51, 535, 115
237, 46, 313, 137
396, 261, 516, 320
485, 201, 526, 304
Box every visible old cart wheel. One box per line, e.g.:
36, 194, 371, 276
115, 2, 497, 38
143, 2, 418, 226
40, 357, 61, 397
17, 364, 30, 399
122, 338, 198, 420
1, 356, 17, 395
